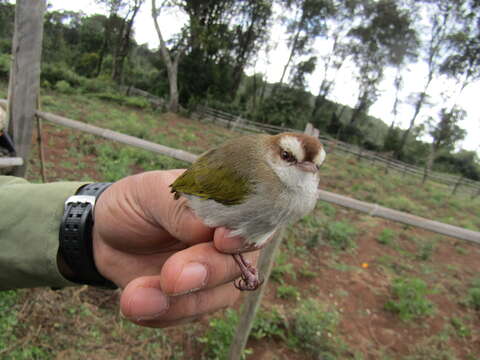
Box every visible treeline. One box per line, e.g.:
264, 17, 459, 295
0, 0, 479, 181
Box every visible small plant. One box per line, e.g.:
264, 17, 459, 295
466, 278, 480, 310
270, 251, 296, 283
276, 284, 300, 301
55, 80, 75, 94
317, 202, 336, 217
251, 307, 286, 340
198, 309, 251, 360
289, 298, 347, 358
385, 277, 435, 321
450, 317, 471, 338
377, 228, 396, 245
416, 241, 435, 261
324, 221, 357, 250
299, 264, 316, 278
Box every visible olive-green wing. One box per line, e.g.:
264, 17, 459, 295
170, 149, 250, 206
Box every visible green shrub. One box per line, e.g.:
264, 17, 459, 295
41, 63, 86, 87
198, 309, 251, 360
0, 53, 10, 80
289, 298, 346, 358
276, 284, 300, 301
54, 80, 75, 94
324, 221, 357, 250
450, 317, 471, 338
466, 278, 480, 310
385, 277, 435, 321
416, 241, 435, 261
80, 78, 114, 93
377, 228, 396, 245
124, 96, 151, 109
270, 251, 296, 283
251, 307, 286, 340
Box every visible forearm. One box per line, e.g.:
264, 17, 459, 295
0, 176, 88, 290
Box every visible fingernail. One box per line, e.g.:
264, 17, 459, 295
173, 262, 208, 296
124, 287, 169, 321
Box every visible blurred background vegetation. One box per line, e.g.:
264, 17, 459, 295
0, 0, 478, 181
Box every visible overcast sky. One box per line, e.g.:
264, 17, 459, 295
48, 0, 479, 154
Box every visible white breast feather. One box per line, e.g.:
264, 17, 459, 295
185, 162, 319, 247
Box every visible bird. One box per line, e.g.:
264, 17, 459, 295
170, 132, 326, 291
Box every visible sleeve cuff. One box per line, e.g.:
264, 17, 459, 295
0, 179, 90, 290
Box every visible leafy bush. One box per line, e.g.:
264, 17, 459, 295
41, 63, 86, 87
289, 298, 346, 358
93, 92, 151, 109
270, 251, 296, 283
324, 221, 357, 250
385, 277, 435, 321
54, 80, 75, 94
80, 78, 114, 93
198, 309, 251, 360
276, 284, 300, 301
0, 53, 10, 80
466, 278, 480, 310
251, 307, 286, 340
416, 241, 435, 261
377, 228, 396, 245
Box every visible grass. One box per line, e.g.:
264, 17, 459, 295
2, 81, 480, 359
385, 277, 435, 321
324, 221, 357, 250
377, 228, 396, 246
288, 298, 348, 358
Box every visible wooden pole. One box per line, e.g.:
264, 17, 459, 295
228, 229, 284, 360
35, 110, 198, 164
317, 189, 480, 245
7, 0, 46, 177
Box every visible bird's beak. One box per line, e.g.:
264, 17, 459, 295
296, 161, 318, 173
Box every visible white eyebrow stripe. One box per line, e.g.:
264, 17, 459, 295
279, 136, 304, 161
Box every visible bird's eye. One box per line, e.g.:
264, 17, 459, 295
281, 151, 296, 163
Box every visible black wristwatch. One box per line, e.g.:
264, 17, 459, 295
59, 182, 117, 289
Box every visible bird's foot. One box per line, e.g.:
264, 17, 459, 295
232, 254, 263, 291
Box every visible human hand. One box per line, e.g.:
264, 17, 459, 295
92, 170, 259, 327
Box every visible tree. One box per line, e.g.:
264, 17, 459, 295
151, 0, 185, 112
347, 0, 418, 128
396, 0, 458, 158
275, 0, 333, 90
311, 0, 357, 124
228, 0, 272, 99
422, 106, 466, 183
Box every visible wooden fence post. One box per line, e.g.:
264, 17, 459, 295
451, 176, 463, 196
7, 0, 46, 177
228, 229, 284, 360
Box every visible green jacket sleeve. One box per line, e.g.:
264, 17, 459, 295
0, 176, 89, 290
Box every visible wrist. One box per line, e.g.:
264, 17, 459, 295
58, 182, 117, 289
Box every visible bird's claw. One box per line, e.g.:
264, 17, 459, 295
232, 253, 263, 291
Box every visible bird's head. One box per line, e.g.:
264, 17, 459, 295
267, 132, 326, 188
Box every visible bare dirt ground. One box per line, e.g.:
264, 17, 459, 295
3, 106, 480, 359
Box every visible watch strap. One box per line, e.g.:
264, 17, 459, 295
59, 182, 117, 289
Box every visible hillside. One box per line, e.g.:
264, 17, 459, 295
1, 84, 480, 359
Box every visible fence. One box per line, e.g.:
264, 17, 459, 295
196, 105, 480, 198
2, 2, 480, 359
